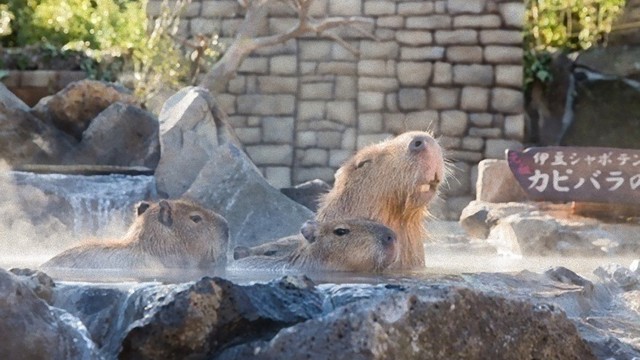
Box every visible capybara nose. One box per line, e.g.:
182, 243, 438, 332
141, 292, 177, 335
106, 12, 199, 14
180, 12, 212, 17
409, 135, 429, 153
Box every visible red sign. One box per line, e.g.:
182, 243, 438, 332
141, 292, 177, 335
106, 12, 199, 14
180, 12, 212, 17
507, 147, 640, 204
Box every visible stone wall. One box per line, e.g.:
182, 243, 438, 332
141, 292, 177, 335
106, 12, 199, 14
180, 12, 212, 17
147, 0, 525, 219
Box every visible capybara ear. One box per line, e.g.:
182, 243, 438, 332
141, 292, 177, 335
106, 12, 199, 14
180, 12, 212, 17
136, 201, 151, 216
158, 200, 173, 227
300, 220, 318, 243
233, 246, 250, 260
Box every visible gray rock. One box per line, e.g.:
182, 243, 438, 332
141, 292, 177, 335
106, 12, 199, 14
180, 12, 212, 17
0, 268, 100, 360
593, 263, 640, 290
0, 82, 30, 112
120, 276, 323, 360
32, 79, 136, 139
575, 45, 640, 78
222, 286, 595, 360
476, 159, 528, 203
74, 103, 160, 168
8, 267, 55, 304
280, 179, 331, 212
156, 87, 313, 247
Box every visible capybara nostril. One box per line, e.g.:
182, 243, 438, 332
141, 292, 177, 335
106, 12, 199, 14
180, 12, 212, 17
409, 135, 428, 153
380, 228, 397, 247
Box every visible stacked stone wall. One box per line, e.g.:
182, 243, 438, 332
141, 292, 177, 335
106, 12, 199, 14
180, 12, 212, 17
147, 0, 525, 219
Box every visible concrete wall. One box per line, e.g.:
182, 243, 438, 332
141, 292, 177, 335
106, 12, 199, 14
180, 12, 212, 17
147, 0, 525, 219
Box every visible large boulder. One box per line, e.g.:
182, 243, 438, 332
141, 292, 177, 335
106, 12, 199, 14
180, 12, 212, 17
280, 179, 331, 212
73, 102, 160, 168
155, 87, 313, 247
476, 159, 528, 203
120, 276, 323, 360
32, 80, 136, 139
219, 286, 595, 360
0, 268, 100, 360
0, 96, 77, 165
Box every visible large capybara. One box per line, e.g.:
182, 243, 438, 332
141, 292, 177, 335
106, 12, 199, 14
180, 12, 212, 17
232, 219, 397, 273
42, 199, 229, 269
317, 131, 446, 269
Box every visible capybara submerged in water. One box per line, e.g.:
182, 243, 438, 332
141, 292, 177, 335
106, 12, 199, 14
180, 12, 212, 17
42, 199, 229, 269
232, 219, 397, 273
316, 131, 445, 270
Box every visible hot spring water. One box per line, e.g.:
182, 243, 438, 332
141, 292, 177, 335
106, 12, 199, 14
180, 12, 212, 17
0, 170, 635, 283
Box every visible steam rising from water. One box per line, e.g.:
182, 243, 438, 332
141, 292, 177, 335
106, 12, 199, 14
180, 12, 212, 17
0, 163, 156, 268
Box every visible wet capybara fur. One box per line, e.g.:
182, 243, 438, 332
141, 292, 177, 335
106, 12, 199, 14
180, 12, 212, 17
42, 199, 229, 269
316, 131, 446, 269
233, 219, 397, 273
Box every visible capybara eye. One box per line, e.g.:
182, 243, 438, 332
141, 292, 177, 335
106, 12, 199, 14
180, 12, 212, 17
355, 159, 371, 169
333, 228, 350, 236
263, 250, 277, 256
190, 214, 203, 223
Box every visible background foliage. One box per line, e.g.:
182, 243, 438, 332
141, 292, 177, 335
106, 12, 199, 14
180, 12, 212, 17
524, 0, 626, 87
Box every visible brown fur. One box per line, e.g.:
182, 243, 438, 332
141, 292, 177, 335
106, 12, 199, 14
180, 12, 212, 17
233, 219, 397, 273
316, 131, 445, 269
233, 235, 302, 260
41, 199, 229, 269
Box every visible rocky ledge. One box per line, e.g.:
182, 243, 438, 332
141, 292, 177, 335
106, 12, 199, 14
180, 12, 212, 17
1, 264, 639, 360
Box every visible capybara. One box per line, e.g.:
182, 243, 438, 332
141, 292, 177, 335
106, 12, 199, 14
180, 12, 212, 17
232, 219, 397, 273
317, 131, 445, 269
233, 235, 303, 260
42, 199, 229, 269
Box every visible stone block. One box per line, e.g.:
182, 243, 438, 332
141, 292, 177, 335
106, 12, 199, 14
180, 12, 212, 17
301, 83, 333, 99
359, 77, 400, 92
504, 114, 525, 140
342, 127, 357, 149
360, 41, 400, 59
318, 62, 358, 75
398, 2, 435, 15
263, 117, 294, 143
446, 46, 483, 63
300, 41, 332, 60
264, 167, 291, 188
440, 110, 468, 136
406, 15, 451, 29
442, 161, 471, 196
398, 88, 427, 110
495, 65, 523, 87
335, 76, 357, 99
294, 167, 335, 184
332, 43, 359, 61
270, 56, 297, 74
448, 0, 487, 14
484, 46, 523, 64
298, 101, 325, 121
227, 77, 246, 94
358, 113, 384, 133
316, 131, 344, 148
433, 62, 452, 85
377, 16, 404, 28
405, 110, 440, 132
469, 127, 501, 138
269, 18, 297, 35
462, 136, 484, 151
453, 65, 493, 86
476, 159, 528, 202
246, 144, 294, 165
237, 95, 294, 115
395, 31, 433, 45
258, 77, 298, 94
189, 18, 217, 36
484, 139, 523, 159
296, 131, 317, 147
480, 30, 523, 45
386, 93, 398, 112
234, 127, 261, 144
329, 0, 361, 15
201, 1, 238, 17
216, 94, 236, 115
460, 86, 490, 111
499, 2, 526, 28
299, 149, 329, 166
453, 15, 501, 28
238, 57, 269, 74
491, 88, 523, 114
469, 113, 493, 127
358, 92, 385, 111
439, 136, 462, 149
448, 150, 483, 162
329, 149, 353, 167
364, 1, 396, 15
434, 30, 478, 44
428, 87, 459, 110
401, 47, 446, 61
375, 28, 396, 40
327, 101, 357, 126
358, 60, 387, 76
398, 62, 432, 86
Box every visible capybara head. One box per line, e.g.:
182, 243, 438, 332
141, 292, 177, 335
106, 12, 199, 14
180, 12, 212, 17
293, 219, 397, 273
316, 131, 446, 269
130, 199, 229, 268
